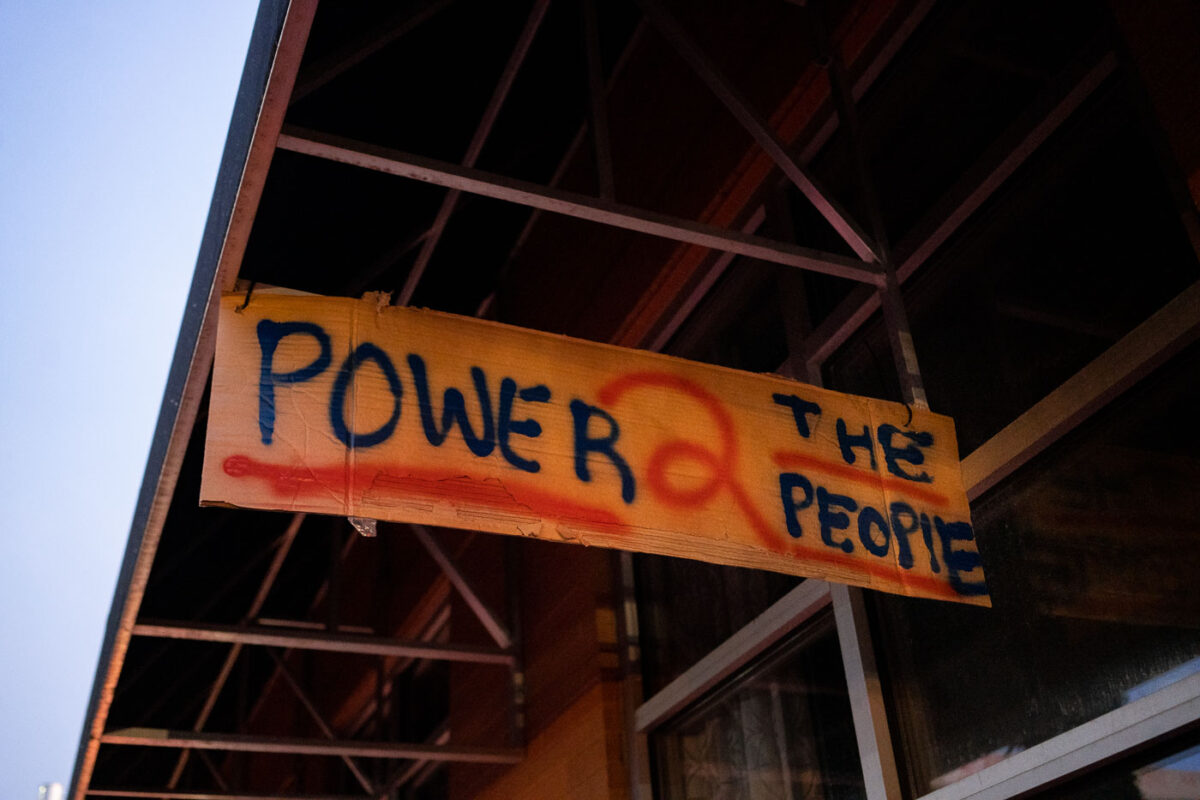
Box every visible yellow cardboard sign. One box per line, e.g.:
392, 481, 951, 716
201, 292, 988, 605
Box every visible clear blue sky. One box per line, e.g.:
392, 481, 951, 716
0, 2, 258, 793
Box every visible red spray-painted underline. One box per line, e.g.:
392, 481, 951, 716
771, 451, 950, 508
223, 454, 628, 531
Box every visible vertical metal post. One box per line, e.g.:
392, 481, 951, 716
831, 584, 902, 800
615, 551, 653, 800
377, 656, 387, 737
327, 521, 347, 632
376, 655, 388, 790
238, 648, 250, 788
878, 268, 928, 406
582, 0, 616, 199
505, 539, 526, 749
767, 183, 816, 384
815, 5, 927, 409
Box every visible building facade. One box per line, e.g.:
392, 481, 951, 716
74, 1, 1200, 798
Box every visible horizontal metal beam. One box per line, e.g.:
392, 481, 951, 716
132, 620, 513, 665
254, 617, 374, 634
87, 792, 364, 800
99, 728, 523, 764
276, 126, 885, 285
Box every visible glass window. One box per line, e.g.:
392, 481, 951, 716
651, 613, 866, 800
868, 340, 1200, 797
636, 555, 801, 696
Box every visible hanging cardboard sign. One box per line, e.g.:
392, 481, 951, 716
201, 291, 988, 605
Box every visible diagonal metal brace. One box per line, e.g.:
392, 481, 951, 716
637, 0, 880, 262
267, 651, 374, 795
411, 525, 513, 649
395, 0, 553, 306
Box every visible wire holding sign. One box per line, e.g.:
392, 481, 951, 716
201, 290, 987, 605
